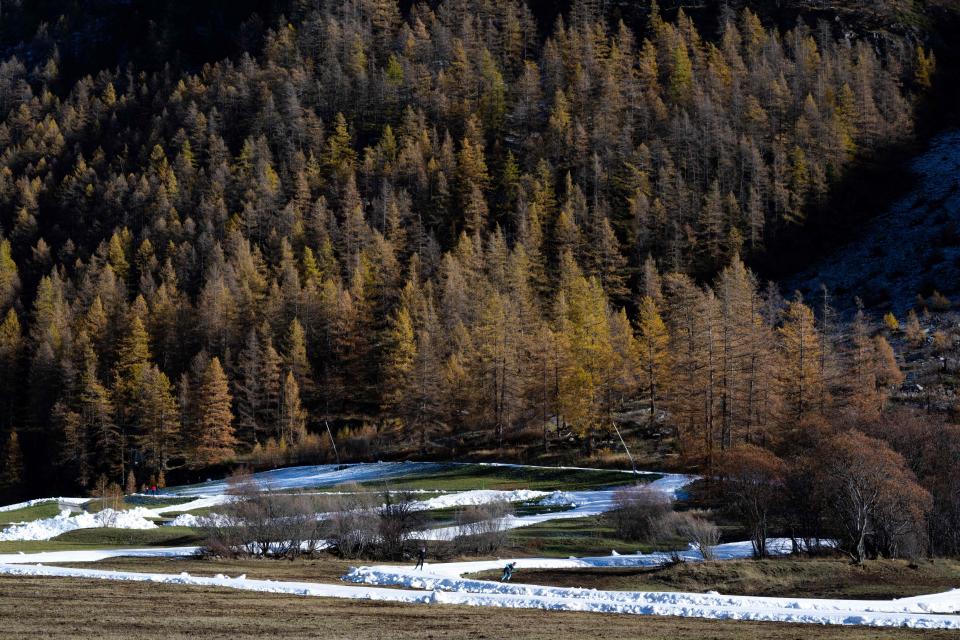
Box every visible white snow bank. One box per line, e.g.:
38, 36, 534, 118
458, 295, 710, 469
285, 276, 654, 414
0, 561, 956, 629
0, 508, 157, 541
0, 497, 88, 513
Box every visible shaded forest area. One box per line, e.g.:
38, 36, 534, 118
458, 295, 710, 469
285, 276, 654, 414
0, 0, 956, 557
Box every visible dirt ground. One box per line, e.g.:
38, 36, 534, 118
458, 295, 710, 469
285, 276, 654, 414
1, 573, 957, 640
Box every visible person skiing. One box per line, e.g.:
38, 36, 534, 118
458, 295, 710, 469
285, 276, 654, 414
500, 562, 516, 582
414, 546, 426, 570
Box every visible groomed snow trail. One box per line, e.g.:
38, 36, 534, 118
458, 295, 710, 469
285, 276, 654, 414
163, 461, 692, 498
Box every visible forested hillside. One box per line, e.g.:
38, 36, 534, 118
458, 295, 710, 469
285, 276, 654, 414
0, 0, 952, 514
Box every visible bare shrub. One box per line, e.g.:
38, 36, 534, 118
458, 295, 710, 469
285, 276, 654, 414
454, 500, 514, 554
377, 492, 425, 560
610, 485, 672, 542
203, 474, 324, 559
646, 510, 720, 559
322, 487, 380, 559
89, 474, 124, 514
676, 512, 721, 560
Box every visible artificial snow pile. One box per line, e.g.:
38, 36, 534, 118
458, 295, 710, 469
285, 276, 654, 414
539, 491, 577, 507
168, 512, 235, 528
0, 507, 157, 541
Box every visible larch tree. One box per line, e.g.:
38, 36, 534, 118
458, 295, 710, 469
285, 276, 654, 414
0, 430, 23, 490
279, 371, 306, 445
0, 308, 23, 428
636, 296, 670, 427
0, 238, 20, 311
136, 365, 179, 477
777, 297, 823, 423
193, 357, 237, 466
284, 318, 314, 403
79, 347, 120, 482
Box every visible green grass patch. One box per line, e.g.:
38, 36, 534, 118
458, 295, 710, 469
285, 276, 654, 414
125, 496, 195, 509
0, 502, 64, 525
351, 465, 648, 492
157, 506, 217, 519
503, 515, 683, 558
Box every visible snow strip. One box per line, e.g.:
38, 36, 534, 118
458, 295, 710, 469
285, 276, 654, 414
148, 495, 233, 515
0, 546, 201, 565
0, 560, 956, 628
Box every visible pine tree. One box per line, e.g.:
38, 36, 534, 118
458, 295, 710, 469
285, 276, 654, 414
193, 357, 236, 466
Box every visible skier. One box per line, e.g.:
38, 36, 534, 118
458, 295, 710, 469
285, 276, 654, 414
414, 546, 426, 570
500, 562, 516, 582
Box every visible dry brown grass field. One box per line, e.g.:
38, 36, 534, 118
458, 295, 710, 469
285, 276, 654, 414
2, 556, 957, 639
2, 574, 957, 640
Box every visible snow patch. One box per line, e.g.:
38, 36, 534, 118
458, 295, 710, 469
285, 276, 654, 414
0, 508, 157, 541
